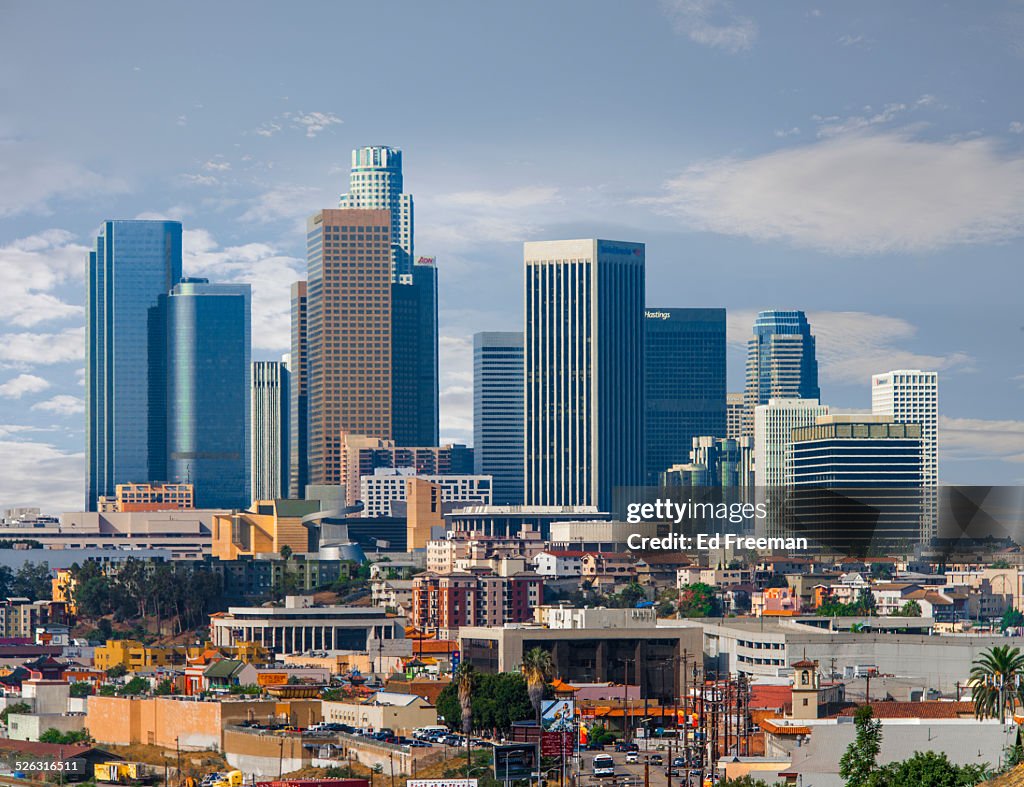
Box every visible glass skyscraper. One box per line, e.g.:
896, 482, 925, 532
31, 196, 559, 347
743, 310, 820, 435
163, 279, 251, 509
644, 308, 726, 483
288, 281, 308, 498
474, 331, 524, 505
86, 220, 182, 510
524, 239, 645, 511
252, 360, 289, 501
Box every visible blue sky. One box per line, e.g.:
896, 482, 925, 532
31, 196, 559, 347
1, 0, 1022, 513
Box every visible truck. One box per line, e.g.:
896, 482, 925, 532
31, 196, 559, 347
94, 762, 159, 785
209, 771, 244, 787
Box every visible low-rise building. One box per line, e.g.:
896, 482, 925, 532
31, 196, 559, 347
411, 570, 542, 636
98, 482, 195, 512
322, 691, 437, 734
211, 499, 319, 560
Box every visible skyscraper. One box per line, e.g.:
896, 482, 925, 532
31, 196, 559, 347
252, 360, 289, 501
86, 220, 182, 510
288, 281, 308, 498
163, 279, 251, 510
644, 308, 726, 483
306, 209, 393, 486
743, 310, 820, 435
871, 370, 938, 488
753, 398, 829, 490
524, 239, 645, 510
391, 257, 439, 446
338, 145, 413, 278
474, 331, 524, 505
726, 393, 745, 439
338, 146, 438, 447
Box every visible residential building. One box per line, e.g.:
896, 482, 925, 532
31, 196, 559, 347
162, 279, 251, 510
210, 596, 404, 654
726, 392, 745, 439
743, 310, 820, 435
252, 361, 289, 502
211, 499, 319, 560
288, 281, 308, 498
306, 208, 393, 486
340, 434, 474, 507
97, 482, 194, 512
411, 570, 543, 634
425, 531, 545, 574
524, 239, 645, 510
532, 550, 586, 578
359, 468, 491, 518
644, 308, 726, 482
86, 220, 183, 510
473, 332, 525, 505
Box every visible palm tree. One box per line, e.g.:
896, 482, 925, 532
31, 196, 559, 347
455, 663, 475, 776
522, 647, 554, 725
970, 644, 1024, 722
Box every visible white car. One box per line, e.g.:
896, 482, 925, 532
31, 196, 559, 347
625, 751, 639, 764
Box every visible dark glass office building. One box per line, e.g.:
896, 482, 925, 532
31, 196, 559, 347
391, 257, 439, 447
86, 220, 183, 510
288, 281, 308, 498
474, 331, 524, 505
743, 310, 820, 435
163, 279, 251, 509
644, 308, 726, 483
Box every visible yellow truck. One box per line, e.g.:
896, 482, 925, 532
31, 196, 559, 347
94, 762, 158, 785
209, 771, 244, 787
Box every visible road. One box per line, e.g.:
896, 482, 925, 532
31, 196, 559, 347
572, 745, 716, 787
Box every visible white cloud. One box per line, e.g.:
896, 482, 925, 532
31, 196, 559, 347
203, 159, 231, 172
940, 416, 1024, 464
0, 374, 50, 399
644, 131, 1024, 254
0, 438, 84, 514
253, 111, 342, 139
183, 229, 304, 352
286, 111, 343, 138
659, 0, 757, 53
439, 334, 473, 445
0, 328, 84, 365
0, 230, 87, 327
180, 173, 219, 187
0, 143, 128, 218
31, 395, 85, 416
239, 185, 327, 225
774, 127, 800, 138
1010, 121, 1024, 134
418, 186, 562, 251
726, 309, 971, 385
837, 34, 871, 48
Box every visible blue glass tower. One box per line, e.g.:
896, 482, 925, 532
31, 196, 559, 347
163, 279, 251, 509
743, 310, 820, 434
644, 308, 727, 483
86, 220, 182, 511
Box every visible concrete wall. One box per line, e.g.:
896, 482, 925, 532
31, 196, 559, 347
7, 712, 85, 742
223, 728, 309, 778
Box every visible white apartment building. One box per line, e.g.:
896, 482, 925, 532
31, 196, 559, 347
532, 550, 586, 578
359, 467, 492, 517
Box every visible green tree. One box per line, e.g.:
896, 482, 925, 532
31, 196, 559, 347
437, 671, 533, 735
719, 778, 786, 787
69, 682, 93, 698
98, 685, 116, 697
869, 750, 989, 786
521, 647, 554, 724
970, 645, 1024, 722
154, 679, 174, 696
13, 561, 52, 600
677, 583, 719, 617
839, 705, 881, 787
105, 664, 127, 679
118, 676, 149, 695
1000, 608, 1024, 632
39, 728, 90, 744
893, 600, 922, 618
0, 702, 30, 725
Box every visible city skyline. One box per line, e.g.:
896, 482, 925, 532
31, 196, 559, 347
2, 1, 1023, 510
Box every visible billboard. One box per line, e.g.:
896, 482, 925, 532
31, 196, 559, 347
541, 699, 575, 732
407, 782, 477, 787
493, 743, 538, 780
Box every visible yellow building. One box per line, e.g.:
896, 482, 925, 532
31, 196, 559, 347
407, 478, 443, 551
98, 482, 195, 512
52, 569, 77, 614
212, 499, 318, 560
96, 639, 270, 673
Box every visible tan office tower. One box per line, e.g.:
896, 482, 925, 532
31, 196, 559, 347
307, 209, 393, 485
407, 477, 443, 550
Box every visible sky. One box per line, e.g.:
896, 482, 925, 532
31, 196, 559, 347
0, 0, 1022, 513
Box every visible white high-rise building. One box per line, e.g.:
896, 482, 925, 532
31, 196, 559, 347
871, 370, 938, 487
338, 145, 414, 278
251, 360, 289, 501
754, 399, 830, 489
524, 239, 645, 510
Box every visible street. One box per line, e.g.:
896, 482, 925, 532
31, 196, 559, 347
573, 746, 715, 787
